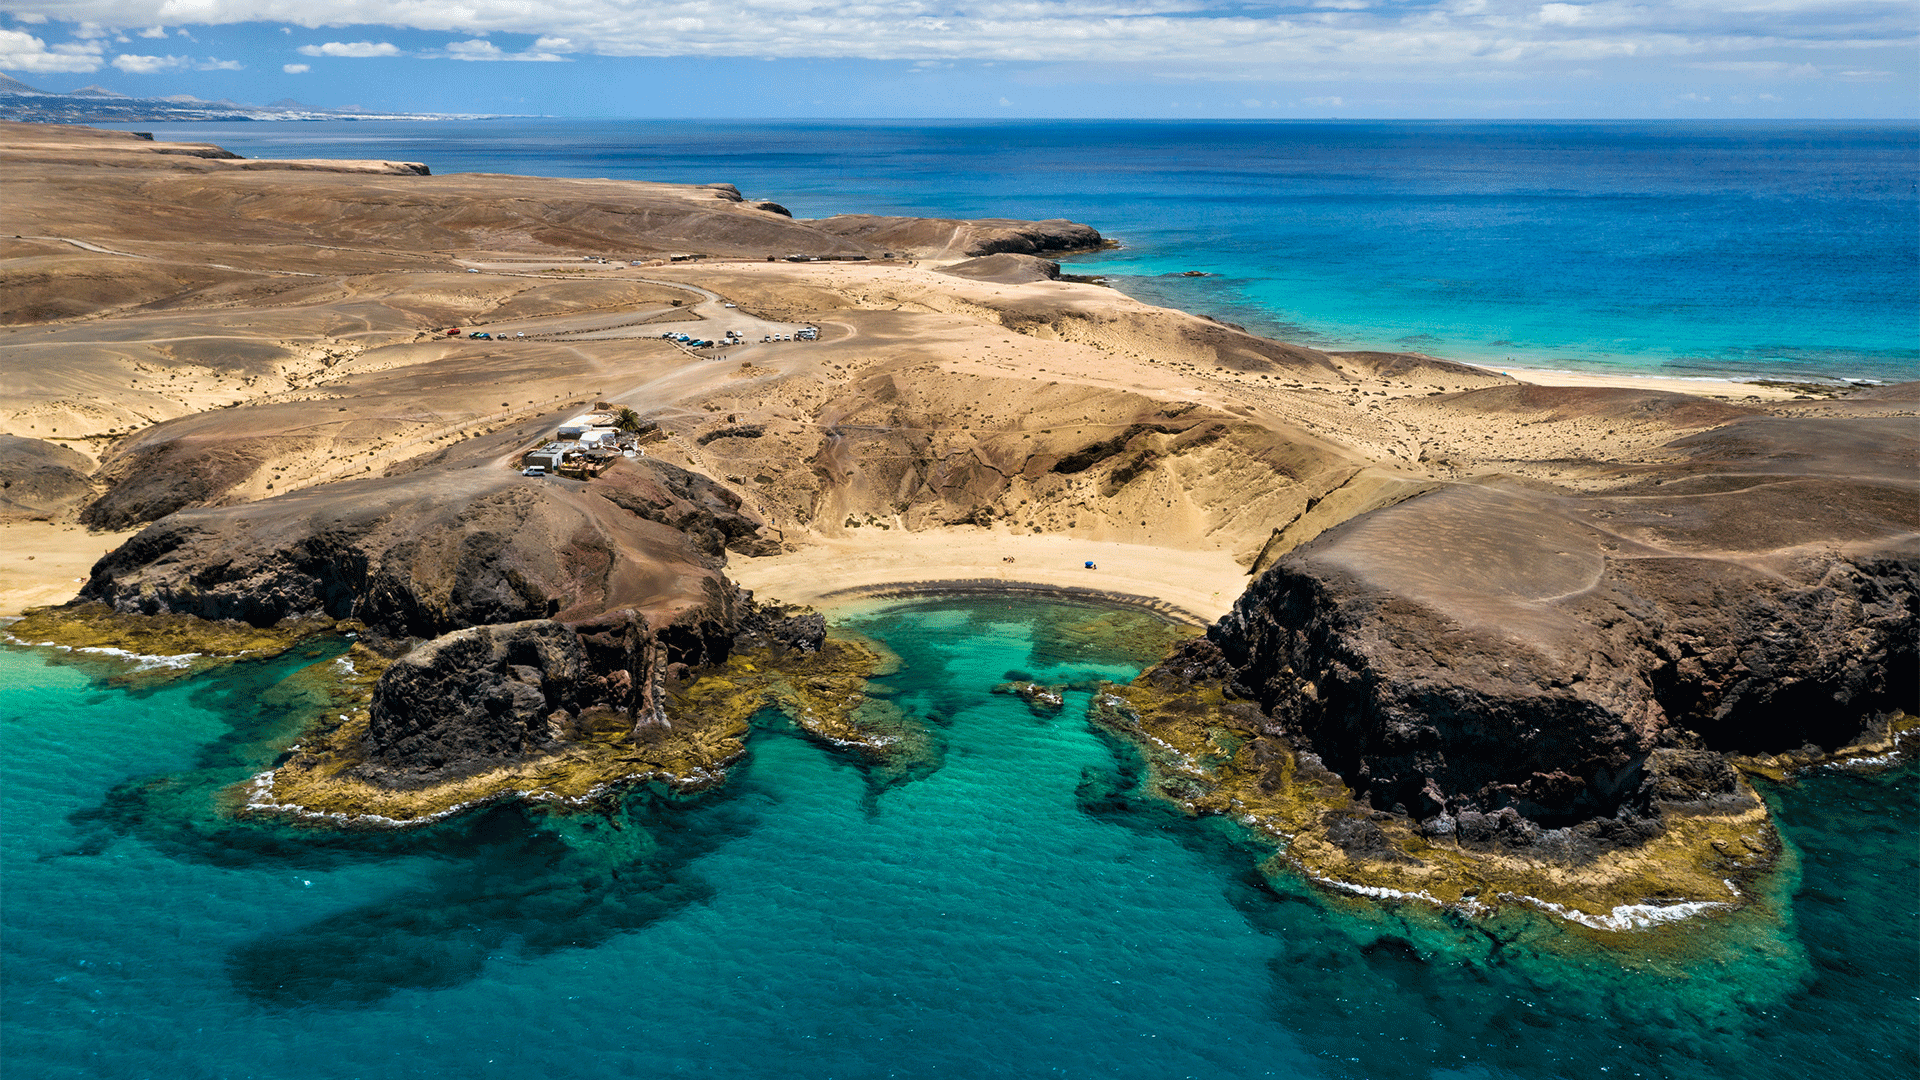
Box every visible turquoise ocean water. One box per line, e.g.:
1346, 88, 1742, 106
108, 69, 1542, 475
107, 119, 1919, 385
4, 599, 1915, 1079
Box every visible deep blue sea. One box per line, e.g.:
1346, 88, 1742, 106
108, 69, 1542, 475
106, 119, 1919, 385
5, 599, 1917, 1080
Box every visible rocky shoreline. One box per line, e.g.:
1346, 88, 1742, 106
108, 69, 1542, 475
4, 121, 1914, 919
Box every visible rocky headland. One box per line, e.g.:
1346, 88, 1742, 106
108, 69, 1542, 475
3, 122, 1913, 922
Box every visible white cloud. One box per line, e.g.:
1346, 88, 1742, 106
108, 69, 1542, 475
137, 25, 166, 37
197, 56, 242, 69
14, 13, 49, 24
282, 61, 308, 72
443, 38, 501, 59
1302, 95, 1344, 106
110, 52, 187, 72
433, 37, 567, 61
2, 0, 1911, 83
1689, 60, 1819, 77
1537, 3, 1585, 26
296, 40, 400, 58
0, 27, 100, 71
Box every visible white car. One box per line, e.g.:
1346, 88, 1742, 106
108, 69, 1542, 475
521, 465, 547, 477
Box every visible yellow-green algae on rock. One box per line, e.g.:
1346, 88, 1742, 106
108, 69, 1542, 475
1733, 712, 1920, 782
1091, 671, 1798, 931
5, 602, 342, 684
241, 633, 910, 826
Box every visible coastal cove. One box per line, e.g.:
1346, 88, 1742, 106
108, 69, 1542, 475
3, 600, 1916, 1080
101, 118, 1920, 386
3, 117, 1916, 1080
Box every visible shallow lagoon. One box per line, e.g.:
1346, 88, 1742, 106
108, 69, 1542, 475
3, 598, 1914, 1079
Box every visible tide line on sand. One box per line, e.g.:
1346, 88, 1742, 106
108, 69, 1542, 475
825, 578, 1207, 626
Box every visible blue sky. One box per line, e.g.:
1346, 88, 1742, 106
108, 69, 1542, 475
1, 2, 1913, 117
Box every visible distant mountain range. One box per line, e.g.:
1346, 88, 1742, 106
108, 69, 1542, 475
0, 73, 493, 122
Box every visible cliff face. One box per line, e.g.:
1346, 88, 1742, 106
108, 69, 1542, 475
1198, 415, 1919, 831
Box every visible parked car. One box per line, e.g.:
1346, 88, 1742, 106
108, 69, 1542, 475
521, 465, 547, 477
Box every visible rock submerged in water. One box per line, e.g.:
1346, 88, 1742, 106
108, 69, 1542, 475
993, 680, 1067, 715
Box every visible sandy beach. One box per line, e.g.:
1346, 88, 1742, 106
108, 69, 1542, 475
0, 521, 137, 616
727, 528, 1252, 624
1488, 364, 1816, 402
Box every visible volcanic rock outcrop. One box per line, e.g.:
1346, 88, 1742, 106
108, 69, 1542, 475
364, 619, 589, 776
1189, 412, 1918, 832
810, 214, 1103, 258
77, 455, 781, 765
938, 252, 1063, 284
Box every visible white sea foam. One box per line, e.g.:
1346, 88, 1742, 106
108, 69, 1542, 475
239, 765, 699, 829
1300, 871, 1494, 919
74, 645, 203, 670
1821, 751, 1901, 770
1500, 891, 1733, 931
3, 635, 204, 670
1292, 864, 1737, 930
